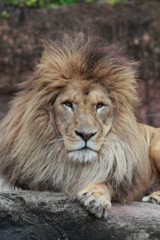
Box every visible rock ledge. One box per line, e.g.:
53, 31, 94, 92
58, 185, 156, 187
0, 191, 159, 240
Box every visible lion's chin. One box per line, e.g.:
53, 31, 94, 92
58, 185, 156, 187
67, 149, 98, 163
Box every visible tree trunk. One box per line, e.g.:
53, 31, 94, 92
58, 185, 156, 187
0, 191, 159, 240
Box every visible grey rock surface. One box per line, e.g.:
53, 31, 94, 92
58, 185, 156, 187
0, 191, 159, 240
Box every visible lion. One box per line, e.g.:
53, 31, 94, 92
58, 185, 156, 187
0, 32, 160, 218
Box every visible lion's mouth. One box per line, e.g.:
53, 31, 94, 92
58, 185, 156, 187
71, 145, 98, 153
67, 148, 98, 163
77, 146, 94, 151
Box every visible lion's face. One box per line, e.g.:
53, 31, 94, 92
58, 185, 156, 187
53, 80, 115, 162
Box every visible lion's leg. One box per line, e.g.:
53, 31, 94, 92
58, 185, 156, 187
143, 129, 160, 205
142, 128, 160, 204
142, 191, 160, 204
78, 183, 112, 218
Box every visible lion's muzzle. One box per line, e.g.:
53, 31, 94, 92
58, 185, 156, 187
75, 130, 97, 141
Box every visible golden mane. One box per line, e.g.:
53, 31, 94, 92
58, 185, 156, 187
0, 32, 149, 202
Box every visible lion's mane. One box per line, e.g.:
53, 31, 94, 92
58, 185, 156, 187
0, 32, 149, 202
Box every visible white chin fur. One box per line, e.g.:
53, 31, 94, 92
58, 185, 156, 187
68, 149, 98, 163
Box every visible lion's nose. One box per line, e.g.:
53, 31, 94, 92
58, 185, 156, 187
75, 131, 97, 141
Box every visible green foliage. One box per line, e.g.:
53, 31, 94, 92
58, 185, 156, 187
3, 0, 77, 7
26, 0, 37, 7
108, 0, 160, 4
1, 0, 159, 18
108, 0, 122, 5
0, 10, 10, 18
2, 0, 160, 9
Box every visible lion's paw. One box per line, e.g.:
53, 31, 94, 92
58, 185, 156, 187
142, 191, 160, 204
78, 189, 111, 218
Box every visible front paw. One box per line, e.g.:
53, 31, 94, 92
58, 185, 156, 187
142, 191, 160, 204
78, 188, 111, 218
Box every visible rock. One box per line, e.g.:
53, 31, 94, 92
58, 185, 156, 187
0, 191, 159, 240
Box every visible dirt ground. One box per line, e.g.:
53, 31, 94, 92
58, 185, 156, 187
0, 1, 160, 126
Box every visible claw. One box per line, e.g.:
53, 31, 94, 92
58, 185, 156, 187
78, 190, 111, 218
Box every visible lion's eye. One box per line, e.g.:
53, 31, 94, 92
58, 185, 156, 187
96, 103, 105, 109
63, 101, 73, 108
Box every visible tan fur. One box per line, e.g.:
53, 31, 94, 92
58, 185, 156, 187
0, 32, 160, 217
